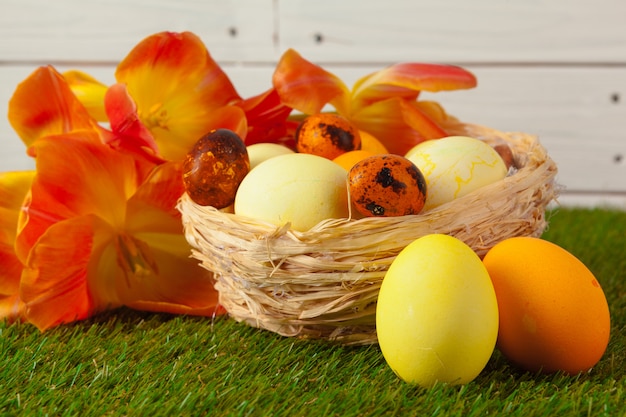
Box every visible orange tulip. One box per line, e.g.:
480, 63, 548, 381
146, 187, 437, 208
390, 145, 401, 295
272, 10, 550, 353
273, 49, 477, 154
114, 31, 247, 161
15, 132, 223, 331
57, 32, 295, 154
4, 48, 228, 330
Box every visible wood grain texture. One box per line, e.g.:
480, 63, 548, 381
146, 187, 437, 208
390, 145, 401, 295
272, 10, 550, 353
1, 0, 624, 207
0, 0, 276, 62
277, 0, 626, 64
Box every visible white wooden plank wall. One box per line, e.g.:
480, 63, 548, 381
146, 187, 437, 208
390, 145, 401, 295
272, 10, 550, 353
1, 0, 625, 208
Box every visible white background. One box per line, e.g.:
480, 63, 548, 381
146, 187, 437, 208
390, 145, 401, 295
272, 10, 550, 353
1, 0, 625, 208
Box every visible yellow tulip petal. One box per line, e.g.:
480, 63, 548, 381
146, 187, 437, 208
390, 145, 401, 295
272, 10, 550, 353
0, 171, 34, 277
63, 70, 109, 122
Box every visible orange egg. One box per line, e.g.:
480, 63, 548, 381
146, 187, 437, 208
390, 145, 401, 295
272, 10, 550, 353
332, 150, 376, 171
183, 129, 250, 208
348, 154, 427, 217
295, 113, 361, 159
483, 237, 611, 374
359, 130, 389, 154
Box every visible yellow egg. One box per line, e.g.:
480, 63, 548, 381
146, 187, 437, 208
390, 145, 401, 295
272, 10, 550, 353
246, 143, 294, 169
377, 234, 499, 387
234, 153, 350, 232
404, 136, 507, 211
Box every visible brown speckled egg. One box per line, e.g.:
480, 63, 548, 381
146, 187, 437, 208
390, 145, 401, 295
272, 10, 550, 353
183, 128, 250, 208
295, 113, 361, 160
349, 154, 427, 217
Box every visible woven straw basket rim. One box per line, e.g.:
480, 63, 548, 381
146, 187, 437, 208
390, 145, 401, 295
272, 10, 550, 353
178, 122, 559, 345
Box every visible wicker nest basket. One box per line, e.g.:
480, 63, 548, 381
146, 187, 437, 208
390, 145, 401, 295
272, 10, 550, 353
178, 122, 559, 345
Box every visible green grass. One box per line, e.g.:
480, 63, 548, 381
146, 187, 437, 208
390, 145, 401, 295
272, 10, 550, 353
1, 207, 625, 417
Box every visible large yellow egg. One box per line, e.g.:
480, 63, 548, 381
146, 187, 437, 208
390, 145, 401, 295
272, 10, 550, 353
234, 153, 350, 232
405, 136, 507, 211
377, 234, 499, 387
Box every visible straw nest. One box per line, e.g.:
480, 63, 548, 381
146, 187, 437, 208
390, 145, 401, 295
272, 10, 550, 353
178, 122, 559, 345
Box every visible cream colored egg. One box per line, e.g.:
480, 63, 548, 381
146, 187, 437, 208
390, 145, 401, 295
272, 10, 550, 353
405, 136, 507, 211
246, 143, 294, 169
234, 153, 350, 232
376, 234, 499, 387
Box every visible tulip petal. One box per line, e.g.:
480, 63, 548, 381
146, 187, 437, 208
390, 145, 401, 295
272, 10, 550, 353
104, 83, 162, 162
273, 49, 351, 115
115, 31, 242, 162
122, 162, 223, 314
401, 100, 450, 140
33, 134, 142, 221
8, 66, 97, 147
350, 97, 448, 155
127, 300, 226, 317
116, 31, 240, 106
236, 88, 294, 145
351, 63, 477, 109
15, 134, 151, 262
120, 232, 223, 316
20, 215, 98, 331
0, 171, 34, 322
0, 171, 34, 287
0, 295, 24, 322
89, 218, 222, 317
414, 100, 453, 126
63, 70, 109, 122
139, 104, 248, 162
124, 162, 185, 233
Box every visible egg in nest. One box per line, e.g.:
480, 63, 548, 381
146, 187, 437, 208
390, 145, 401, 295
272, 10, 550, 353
183, 129, 250, 208
295, 113, 361, 160
348, 154, 427, 217
234, 153, 350, 231
405, 136, 507, 211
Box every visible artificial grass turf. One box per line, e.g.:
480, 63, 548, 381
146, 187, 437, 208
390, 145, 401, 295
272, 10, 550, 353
0, 207, 624, 416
